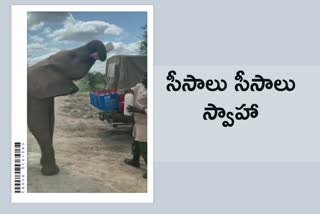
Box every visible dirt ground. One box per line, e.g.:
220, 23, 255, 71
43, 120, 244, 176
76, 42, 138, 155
27, 92, 147, 193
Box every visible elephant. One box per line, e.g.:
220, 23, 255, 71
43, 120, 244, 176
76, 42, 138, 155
27, 40, 107, 176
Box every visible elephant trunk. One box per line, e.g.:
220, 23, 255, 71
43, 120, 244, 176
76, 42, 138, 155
65, 40, 107, 80
85, 40, 107, 61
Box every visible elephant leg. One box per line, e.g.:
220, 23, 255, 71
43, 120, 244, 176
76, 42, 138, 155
49, 99, 55, 138
28, 96, 59, 176
40, 98, 55, 165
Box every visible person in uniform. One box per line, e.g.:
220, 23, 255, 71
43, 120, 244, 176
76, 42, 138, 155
124, 72, 148, 178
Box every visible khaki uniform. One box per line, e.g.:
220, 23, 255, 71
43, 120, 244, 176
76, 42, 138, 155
131, 83, 147, 162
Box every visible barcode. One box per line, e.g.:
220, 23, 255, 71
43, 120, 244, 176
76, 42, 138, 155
14, 142, 21, 193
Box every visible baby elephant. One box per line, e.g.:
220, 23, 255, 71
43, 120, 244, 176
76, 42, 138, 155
27, 40, 107, 175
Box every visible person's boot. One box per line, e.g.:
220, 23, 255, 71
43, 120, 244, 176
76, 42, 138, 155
143, 171, 147, 179
124, 155, 140, 168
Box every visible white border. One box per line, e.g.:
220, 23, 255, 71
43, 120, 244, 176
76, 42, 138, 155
11, 5, 153, 203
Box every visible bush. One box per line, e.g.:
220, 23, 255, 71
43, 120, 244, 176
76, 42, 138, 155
77, 71, 105, 92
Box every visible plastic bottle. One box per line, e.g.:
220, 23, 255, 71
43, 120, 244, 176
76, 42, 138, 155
124, 93, 134, 116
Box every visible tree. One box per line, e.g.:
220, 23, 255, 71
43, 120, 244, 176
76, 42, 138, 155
77, 71, 106, 92
87, 72, 96, 90
139, 25, 147, 55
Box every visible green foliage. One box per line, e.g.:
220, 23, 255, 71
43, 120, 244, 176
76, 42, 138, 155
138, 25, 147, 55
77, 71, 105, 92
87, 73, 96, 89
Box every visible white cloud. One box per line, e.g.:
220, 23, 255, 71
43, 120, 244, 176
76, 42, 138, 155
48, 16, 123, 42
30, 35, 44, 43
29, 22, 45, 31
104, 24, 123, 35
28, 43, 47, 52
107, 41, 140, 56
28, 12, 70, 30
42, 27, 51, 35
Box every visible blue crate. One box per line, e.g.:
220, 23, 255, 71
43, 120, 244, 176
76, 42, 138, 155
89, 91, 96, 105
89, 92, 119, 111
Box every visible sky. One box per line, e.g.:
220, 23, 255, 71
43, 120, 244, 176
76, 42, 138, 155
27, 12, 147, 72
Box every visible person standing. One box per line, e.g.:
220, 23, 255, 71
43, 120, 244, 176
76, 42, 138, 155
124, 72, 147, 178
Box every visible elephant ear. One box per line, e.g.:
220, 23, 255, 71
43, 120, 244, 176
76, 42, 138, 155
28, 64, 79, 99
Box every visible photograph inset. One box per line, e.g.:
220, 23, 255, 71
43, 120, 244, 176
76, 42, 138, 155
27, 11, 149, 193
